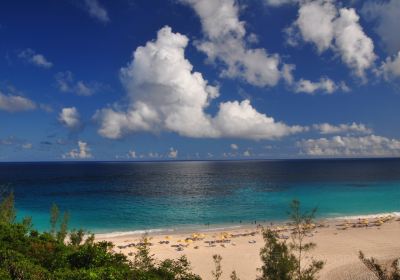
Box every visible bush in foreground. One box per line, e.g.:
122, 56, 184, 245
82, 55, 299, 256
0, 190, 200, 280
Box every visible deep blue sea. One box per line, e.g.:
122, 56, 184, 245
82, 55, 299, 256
1, 159, 400, 234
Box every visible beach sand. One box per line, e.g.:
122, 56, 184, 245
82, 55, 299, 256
97, 217, 400, 280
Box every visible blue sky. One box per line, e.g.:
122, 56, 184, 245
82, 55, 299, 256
1, 0, 400, 161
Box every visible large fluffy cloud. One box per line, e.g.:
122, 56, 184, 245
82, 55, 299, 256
287, 0, 376, 79
212, 100, 304, 139
0, 91, 36, 112
298, 135, 400, 157
179, 0, 283, 87
293, 0, 336, 53
95, 26, 305, 140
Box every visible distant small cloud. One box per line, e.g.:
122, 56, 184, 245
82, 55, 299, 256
294, 78, 349, 94
0, 91, 36, 112
55, 71, 105, 96
58, 107, 81, 130
297, 135, 400, 157
243, 150, 251, 157
148, 152, 161, 158
62, 141, 92, 159
18, 48, 53, 69
22, 143, 33, 149
128, 150, 137, 158
168, 147, 178, 159
83, 0, 110, 23
230, 143, 239, 150
313, 122, 372, 135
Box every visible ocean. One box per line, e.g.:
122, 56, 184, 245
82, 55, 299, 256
1, 159, 400, 234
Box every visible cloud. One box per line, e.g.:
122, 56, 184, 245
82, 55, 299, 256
168, 147, 178, 159
148, 152, 161, 158
362, 0, 400, 55
298, 135, 400, 157
179, 0, 283, 87
265, 0, 298, 6
230, 143, 238, 150
55, 71, 104, 96
379, 52, 400, 80
313, 122, 372, 135
243, 150, 251, 157
95, 26, 305, 140
128, 150, 137, 159
18, 49, 53, 69
0, 91, 36, 112
62, 141, 92, 159
294, 77, 349, 94
293, 0, 336, 53
288, 0, 376, 79
22, 143, 33, 149
83, 0, 109, 23
212, 100, 305, 139
58, 107, 81, 129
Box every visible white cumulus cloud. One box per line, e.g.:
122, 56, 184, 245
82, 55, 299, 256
294, 77, 349, 94
179, 0, 283, 87
62, 141, 92, 159
59, 107, 81, 129
313, 122, 372, 135
298, 135, 400, 157
95, 26, 305, 140
168, 147, 178, 159
379, 52, 400, 80
288, 0, 376, 79
128, 150, 137, 159
230, 143, 238, 150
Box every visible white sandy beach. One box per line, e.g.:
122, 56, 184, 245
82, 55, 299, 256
97, 216, 400, 280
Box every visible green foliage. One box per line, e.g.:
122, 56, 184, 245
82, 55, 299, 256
211, 254, 223, 280
50, 203, 59, 236
258, 229, 297, 280
359, 251, 400, 280
0, 192, 201, 280
258, 200, 324, 280
288, 200, 324, 280
69, 229, 85, 246
57, 212, 69, 243
132, 238, 200, 280
0, 191, 16, 224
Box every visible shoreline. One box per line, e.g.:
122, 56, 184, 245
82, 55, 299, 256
95, 210, 400, 238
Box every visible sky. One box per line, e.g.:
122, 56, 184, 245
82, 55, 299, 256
1, 0, 400, 161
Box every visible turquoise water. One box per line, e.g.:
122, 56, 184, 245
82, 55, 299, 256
1, 159, 400, 234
